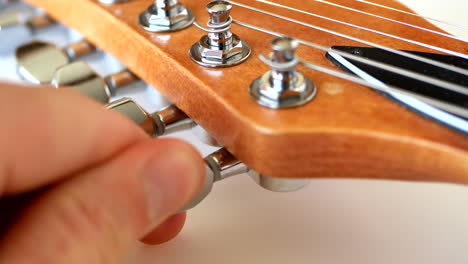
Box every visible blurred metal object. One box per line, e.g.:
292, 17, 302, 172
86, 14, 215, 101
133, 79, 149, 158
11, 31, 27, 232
0, 13, 54, 54
179, 148, 248, 212
15, 40, 95, 84
180, 147, 310, 211
248, 172, 311, 192
0, 0, 18, 6
53, 61, 138, 103
138, 0, 194, 32
107, 98, 192, 137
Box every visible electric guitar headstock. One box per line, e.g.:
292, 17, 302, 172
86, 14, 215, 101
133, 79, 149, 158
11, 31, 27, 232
12, 0, 468, 184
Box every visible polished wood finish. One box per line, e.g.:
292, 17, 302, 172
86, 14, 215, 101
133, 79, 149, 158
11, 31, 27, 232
24, 0, 468, 183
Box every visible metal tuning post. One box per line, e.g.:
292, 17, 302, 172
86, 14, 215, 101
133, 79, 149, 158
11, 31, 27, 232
0, 13, 54, 54
138, 0, 194, 32
0, 0, 17, 6
52, 61, 139, 104
179, 147, 310, 211
189, 0, 251, 68
107, 98, 192, 137
250, 37, 317, 108
179, 148, 248, 211
16, 40, 96, 84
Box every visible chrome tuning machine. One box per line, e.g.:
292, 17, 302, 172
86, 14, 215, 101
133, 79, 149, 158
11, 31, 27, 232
0, 13, 54, 54
189, 0, 251, 68
16, 40, 96, 84
138, 0, 194, 32
53, 61, 139, 104
107, 98, 193, 137
180, 147, 310, 211
250, 37, 317, 108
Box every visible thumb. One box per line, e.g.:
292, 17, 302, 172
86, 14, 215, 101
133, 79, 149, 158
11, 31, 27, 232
0, 138, 204, 264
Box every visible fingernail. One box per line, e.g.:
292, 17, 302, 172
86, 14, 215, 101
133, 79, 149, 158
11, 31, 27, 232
141, 143, 202, 224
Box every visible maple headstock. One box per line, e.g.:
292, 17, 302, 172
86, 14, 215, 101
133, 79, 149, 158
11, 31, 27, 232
22, 0, 468, 183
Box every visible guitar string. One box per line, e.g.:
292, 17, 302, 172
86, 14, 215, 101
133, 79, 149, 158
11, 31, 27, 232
349, 0, 468, 30
308, 0, 467, 42
300, 60, 468, 118
255, 0, 467, 59
230, 20, 468, 117
228, 1, 468, 76
232, 20, 468, 96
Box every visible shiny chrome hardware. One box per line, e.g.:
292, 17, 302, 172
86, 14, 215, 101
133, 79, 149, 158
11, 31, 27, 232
250, 37, 317, 108
180, 147, 310, 211
138, 0, 194, 32
0, 0, 17, 6
16, 40, 95, 84
107, 98, 192, 137
248, 173, 310, 192
179, 148, 249, 211
52, 61, 138, 104
0, 13, 54, 54
189, 0, 251, 68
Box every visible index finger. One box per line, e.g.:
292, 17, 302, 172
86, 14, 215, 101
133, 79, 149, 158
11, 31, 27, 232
0, 82, 148, 195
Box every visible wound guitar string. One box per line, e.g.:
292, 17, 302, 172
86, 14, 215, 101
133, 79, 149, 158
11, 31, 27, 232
233, 20, 468, 118
228, 1, 468, 76
223, 0, 468, 120
309, 0, 467, 42
350, 0, 468, 30
255, 0, 467, 59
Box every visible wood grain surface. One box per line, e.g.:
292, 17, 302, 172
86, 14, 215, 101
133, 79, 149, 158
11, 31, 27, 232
23, 0, 468, 183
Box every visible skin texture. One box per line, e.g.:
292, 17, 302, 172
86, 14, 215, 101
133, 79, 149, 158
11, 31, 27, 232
0, 83, 205, 264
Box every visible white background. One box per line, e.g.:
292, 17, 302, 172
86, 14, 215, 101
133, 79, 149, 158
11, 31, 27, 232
1, 1, 468, 263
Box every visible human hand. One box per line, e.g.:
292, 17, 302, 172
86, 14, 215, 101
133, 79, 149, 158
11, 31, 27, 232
0, 83, 205, 264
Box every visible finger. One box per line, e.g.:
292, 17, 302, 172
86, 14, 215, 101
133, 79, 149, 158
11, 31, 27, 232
0, 83, 147, 195
0, 138, 205, 264
140, 213, 187, 245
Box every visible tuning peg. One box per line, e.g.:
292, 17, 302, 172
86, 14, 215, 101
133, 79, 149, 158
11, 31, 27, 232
0, 13, 54, 54
250, 37, 317, 108
107, 98, 192, 137
189, 0, 251, 67
179, 147, 310, 211
16, 40, 96, 84
0, 0, 17, 6
52, 61, 138, 104
138, 0, 194, 32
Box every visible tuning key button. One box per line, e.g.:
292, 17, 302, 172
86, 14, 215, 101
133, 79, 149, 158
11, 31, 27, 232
247, 172, 311, 192
138, 0, 194, 33
250, 37, 317, 109
16, 40, 96, 84
52, 61, 138, 103
179, 148, 248, 212
178, 147, 310, 211
0, 13, 54, 54
53, 61, 109, 104
107, 98, 192, 137
0, 0, 17, 6
190, 0, 251, 68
